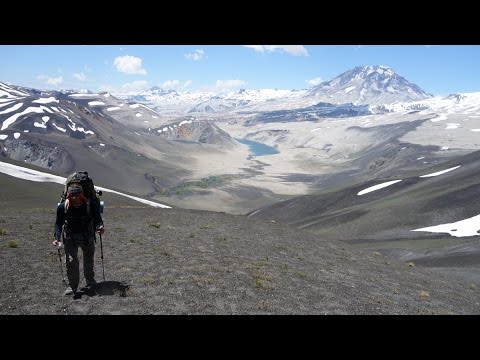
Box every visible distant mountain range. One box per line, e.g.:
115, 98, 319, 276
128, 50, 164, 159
113, 65, 433, 114
0, 80, 238, 196
1, 64, 479, 209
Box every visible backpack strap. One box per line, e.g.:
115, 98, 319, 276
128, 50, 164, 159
86, 198, 91, 218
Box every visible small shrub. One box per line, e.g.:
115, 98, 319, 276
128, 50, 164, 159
406, 262, 415, 267
150, 223, 161, 229
419, 290, 430, 300
469, 283, 477, 290
29, 224, 33, 230
7, 240, 18, 248
0, 228, 8, 235
373, 251, 381, 256
254, 278, 270, 288
274, 244, 288, 252
251, 270, 272, 289
193, 275, 212, 285
295, 271, 308, 279
141, 276, 156, 285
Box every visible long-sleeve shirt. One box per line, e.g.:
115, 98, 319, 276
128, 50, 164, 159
54, 200, 103, 240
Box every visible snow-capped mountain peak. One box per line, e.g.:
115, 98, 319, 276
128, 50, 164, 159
308, 65, 432, 105
114, 86, 307, 115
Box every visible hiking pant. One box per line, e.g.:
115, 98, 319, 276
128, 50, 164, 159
63, 232, 95, 290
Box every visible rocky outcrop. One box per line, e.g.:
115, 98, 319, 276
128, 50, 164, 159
155, 120, 235, 146
2, 138, 71, 169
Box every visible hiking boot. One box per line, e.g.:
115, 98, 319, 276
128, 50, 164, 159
64, 286, 76, 296
86, 279, 97, 287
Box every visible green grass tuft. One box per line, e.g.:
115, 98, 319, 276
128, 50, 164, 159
7, 240, 18, 248
251, 270, 272, 289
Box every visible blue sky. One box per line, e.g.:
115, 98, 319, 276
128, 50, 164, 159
1, 45, 479, 96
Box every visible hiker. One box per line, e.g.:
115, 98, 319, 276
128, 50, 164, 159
53, 183, 105, 295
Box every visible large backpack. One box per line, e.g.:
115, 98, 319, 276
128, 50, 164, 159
61, 171, 100, 207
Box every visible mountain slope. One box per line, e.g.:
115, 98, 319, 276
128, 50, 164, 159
0, 175, 479, 314
249, 149, 480, 285
0, 81, 247, 198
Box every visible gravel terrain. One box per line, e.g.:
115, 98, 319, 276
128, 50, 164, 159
1, 207, 479, 314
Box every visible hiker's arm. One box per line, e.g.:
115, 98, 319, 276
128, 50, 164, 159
53, 203, 65, 241
91, 201, 104, 232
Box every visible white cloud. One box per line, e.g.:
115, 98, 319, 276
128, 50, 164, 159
37, 75, 63, 87
243, 45, 308, 56
183, 80, 193, 88
215, 79, 246, 90
161, 80, 180, 89
73, 72, 87, 81
121, 80, 149, 92
113, 55, 147, 75
185, 49, 206, 61
306, 77, 322, 86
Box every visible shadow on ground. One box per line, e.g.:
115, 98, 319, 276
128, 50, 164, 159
73, 281, 130, 299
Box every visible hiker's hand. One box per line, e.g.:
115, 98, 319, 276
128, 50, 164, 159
96, 225, 104, 235
53, 240, 61, 247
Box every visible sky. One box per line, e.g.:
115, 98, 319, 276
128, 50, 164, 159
0, 45, 479, 96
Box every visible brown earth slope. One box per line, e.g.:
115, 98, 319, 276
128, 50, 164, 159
1, 206, 479, 314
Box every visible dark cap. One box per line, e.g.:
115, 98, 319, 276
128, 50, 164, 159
67, 184, 83, 196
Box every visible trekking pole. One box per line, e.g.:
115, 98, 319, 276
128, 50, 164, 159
57, 246, 67, 285
99, 232, 105, 282
57, 228, 67, 285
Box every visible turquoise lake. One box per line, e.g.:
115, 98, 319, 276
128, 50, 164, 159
236, 138, 279, 156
